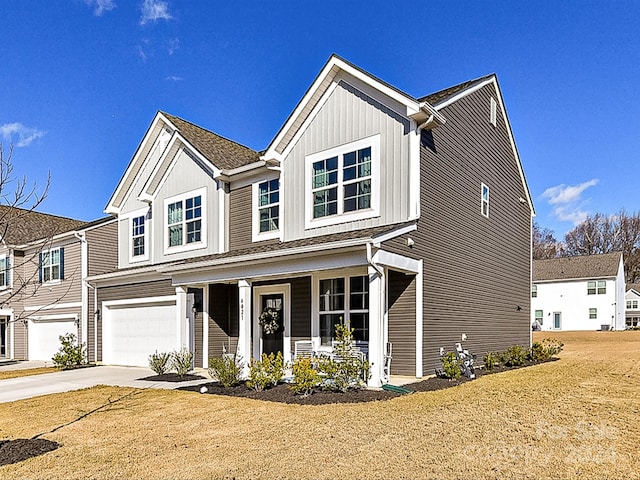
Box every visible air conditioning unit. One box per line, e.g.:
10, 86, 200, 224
600, 324, 611, 331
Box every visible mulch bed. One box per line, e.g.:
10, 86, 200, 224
176, 359, 552, 405
0, 438, 60, 466
137, 373, 206, 383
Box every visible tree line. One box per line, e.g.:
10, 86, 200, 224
533, 211, 640, 284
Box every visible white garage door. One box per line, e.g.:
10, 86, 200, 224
28, 317, 77, 362
102, 300, 178, 367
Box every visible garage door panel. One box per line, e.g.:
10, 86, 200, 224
103, 302, 178, 367
29, 319, 77, 362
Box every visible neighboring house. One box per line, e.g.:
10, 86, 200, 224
0, 206, 117, 362
531, 252, 626, 331
625, 284, 640, 328
88, 54, 534, 386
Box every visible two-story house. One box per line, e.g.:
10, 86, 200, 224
0, 206, 117, 362
532, 252, 626, 331
88, 55, 534, 386
625, 284, 640, 328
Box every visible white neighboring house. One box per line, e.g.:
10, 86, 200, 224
625, 285, 640, 328
532, 252, 626, 331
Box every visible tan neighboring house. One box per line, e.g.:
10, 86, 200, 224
89, 54, 534, 386
0, 206, 117, 361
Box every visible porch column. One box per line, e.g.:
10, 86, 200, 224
368, 265, 386, 387
237, 279, 252, 377
175, 286, 188, 349
202, 286, 209, 368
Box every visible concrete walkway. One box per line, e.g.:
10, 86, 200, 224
0, 364, 211, 403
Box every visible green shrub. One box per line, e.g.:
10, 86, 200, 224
483, 352, 496, 371
171, 348, 194, 376
439, 351, 462, 380
148, 351, 171, 375
500, 345, 528, 367
208, 354, 243, 387
530, 338, 564, 362
247, 352, 286, 391
290, 357, 321, 396
52, 333, 86, 370
318, 324, 370, 392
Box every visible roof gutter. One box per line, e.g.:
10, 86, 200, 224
411, 102, 447, 130
215, 159, 276, 182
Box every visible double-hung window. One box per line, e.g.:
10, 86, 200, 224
0, 256, 8, 287
165, 189, 206, 253
535, 310, 543, 325
587, 280, 606, 295
258, 179, 280, 233
627, 300, 638, 309
305, 135, 379, 229
132, 215, 145, 257
531, 284, 537, 298
318, 275, 369, 345
41, 248, 63, 283
589, 308, 597, 319
481, 183, 490, 218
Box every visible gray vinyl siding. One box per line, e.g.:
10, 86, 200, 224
208, 284, 239, 358
188, 287, 204, 367
282, 74, 412, 241
415, 83, 531, 374
387, 270, 416, 376
95, 279, 175, 361
87, 221, 118, 276
229, 184, 252, 250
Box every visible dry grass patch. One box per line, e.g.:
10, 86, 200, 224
0, 368, 58, 381
1, 331, 640, 479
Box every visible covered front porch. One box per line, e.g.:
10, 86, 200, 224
168, 243, 422, 387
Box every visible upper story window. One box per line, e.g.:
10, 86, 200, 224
132, 215, 145, 257
0, 256, 8, 287
587, 280, 606, 295
40, 247, 64, 283
531, 284, 537, 298
627, 300, 638, 309
259, 179, 280, 233
481, 183, 490, 218
305, 135, 380, 229
164, 188, 207, 254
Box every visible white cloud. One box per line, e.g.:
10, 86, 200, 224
167, 37, 180, 55
165, 75, 184, 81
84, 0, 116, 16
139, 0, 172, 25
0, 123, 46, 147
541, 179, 599, 225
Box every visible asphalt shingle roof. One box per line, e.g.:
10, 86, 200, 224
533, 252, 622, 282
0, 206, 87, 245
161, 112, 260, 171
418, 74, 496, 106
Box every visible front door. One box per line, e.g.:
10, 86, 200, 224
260, 294, 284, 356
0, 318, 6, 357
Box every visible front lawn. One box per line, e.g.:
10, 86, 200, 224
0, 331, 639, 479
0, 368, 58, 381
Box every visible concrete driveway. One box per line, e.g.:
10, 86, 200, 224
0, 364, 211, 403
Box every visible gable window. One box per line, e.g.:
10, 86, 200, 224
258, 179, 280, 233
588, 280, 606, 295
627, 300, 638, 309
531, 284, 537, 298
132, 215, 145, 257
0, 257, 8, 287
40, 248, 64, 283
305, 135, 380, 229
164, 188, 207, 253
589, 308, 597, 319
481, 183, 490, 218
318, 275, 369, 345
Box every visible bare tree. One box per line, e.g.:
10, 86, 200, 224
0, 143, 78, 324
564, 210, 640, 284
532, 222, 561, 259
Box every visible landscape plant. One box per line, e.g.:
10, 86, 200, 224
171, 348, 194, 376
51, 333, 87, 370
483, 351, 496, 370
247, 352, 286, 391
290, 356, 321, 396
530, 338, 564, 362
148, 351, 171, 375
499, 344, 528, 367
208, 354, 243, 387
318, 324, 370, 392
439, 351, 462, 380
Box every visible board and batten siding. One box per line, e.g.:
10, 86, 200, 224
95, 279, 176, 362
281, 74, 413, 241
387, 269, 417, 376
415, 83, 531, 374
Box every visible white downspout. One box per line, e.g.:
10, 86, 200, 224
366, 242, 386, 386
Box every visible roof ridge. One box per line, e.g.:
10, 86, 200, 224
418, 73, 496, 105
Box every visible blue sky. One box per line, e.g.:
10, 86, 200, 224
1, 1, 639, 237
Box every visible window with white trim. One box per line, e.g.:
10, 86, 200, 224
627, 300, 638, 309
481, 183, 490, 218
589, 308, 597, 320
535, 310, 543, 325
531, 284, 537, 298
258, 179, 280, 233
41, 247, 63, 283
0, 256, 8, 287
164, 188, 206, 253
318, 275, 369, 345
132, 215, 146, 257
587, 280, 606, 295
305, 135, 379, 229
